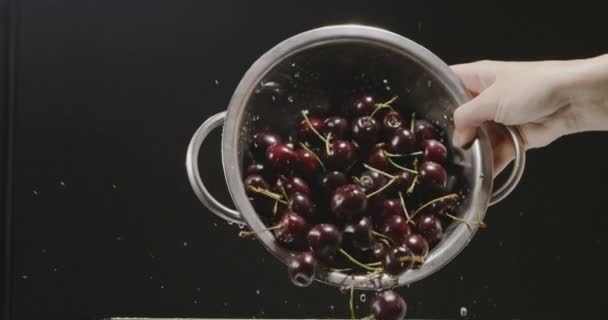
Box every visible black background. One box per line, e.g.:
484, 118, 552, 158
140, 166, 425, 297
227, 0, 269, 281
1, 1, 607, 319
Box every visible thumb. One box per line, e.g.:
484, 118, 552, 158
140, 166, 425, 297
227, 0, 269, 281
452, 86, 500, 147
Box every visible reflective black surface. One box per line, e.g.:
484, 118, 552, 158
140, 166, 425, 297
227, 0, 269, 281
2, 1, 607, 319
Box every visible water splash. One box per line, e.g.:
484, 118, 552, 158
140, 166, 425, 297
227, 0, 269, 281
214, 80, 220, 85
359, 293, 367, 302
183, 242, 188, 247
21, 274, 28, 279
59, 181, 66, 187
112, 184, 118, 190
256, 289, 260, 295
460, 306, 468, 317
32, 190, 39, 196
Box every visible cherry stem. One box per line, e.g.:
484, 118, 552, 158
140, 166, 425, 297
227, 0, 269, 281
384, 151, 423, 158
338, 248, 379, 272
301, 110, 331, 154
330, 267, 354, 272
299, 142, 326, 172
272, 200, 279, 215
386, 156, 418, 174
238, 224, 282, 237
372, 231, 394, 244
367, 255, 425, 267
366, 178, 396, 199
445, 212, 487, 228
360, 315, 375, 320
398, 192, 415, 225
247, 186, 287, 204
363, 163, 394, 179
411, 193, 460, 218
349, 279, 355, 320
410, 112, 416, 132
325, 132, 333, 155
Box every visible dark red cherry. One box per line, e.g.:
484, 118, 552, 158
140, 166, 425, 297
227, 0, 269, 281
307, 224, 342, 258
392, 171, 415, 194
323, 116, 349, 139
383, 245, 415, 276
414, 119, 439, 143
295, 148, 321, 177
275, 211, 310, 248
266, 143, 297, 173
277, 176, 311, 196
418, 161, 447, 192
415, 214, 443, 246
287, 251, 317, 287
244, 174, 269, 192
377, 198, 404, 219
371, 290, 407, 320
244, 174, 274, 214
289, 192, 314, 218
325, 140, 356, 170
367, 147, 392, 172
368, 240, 389, 262
319, 171, 348, 194
330, 184, 368, 220
352, 116, 380, 147
351, 95, 375, 116
357, 170, 387, 194
387, 128, 417, 155
252, 132, 281, 158
422, 139, 448, 163
298, 117, 324, 143
380, 215, 412, 244
382, 111, 404, 137
343, 217, 374, 250
246, 163, 266, 177
403, 233, 429, 258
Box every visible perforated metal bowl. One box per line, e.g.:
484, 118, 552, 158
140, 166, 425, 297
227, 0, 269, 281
186, 25, 525, 290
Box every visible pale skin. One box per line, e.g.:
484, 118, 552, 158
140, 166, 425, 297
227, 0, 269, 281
451, 54, 608, 176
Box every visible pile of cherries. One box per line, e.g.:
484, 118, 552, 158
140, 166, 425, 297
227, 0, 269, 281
241, 94, 477, 320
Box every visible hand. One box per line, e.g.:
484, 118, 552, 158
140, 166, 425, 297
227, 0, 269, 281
451, 55, 608, 175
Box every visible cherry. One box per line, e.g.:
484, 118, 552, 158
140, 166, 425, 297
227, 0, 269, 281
298, 117, 324, 143
377, 198, 404, 219
307, 224, 342, 258
330, 184, 368, 220
422, 139, 447, 163
418, 161, 447, 192
403, 233, 429, 258
414, 119, 439, 143
243, 175, 275, 214
287, 251, 317, 287
351, 95, 375, 116
325, 140, 356, 170
382, 111, 404, 137
277, 176, 311, 196
252, 132, 281, 158
387, 128, 417, 155
244, 174, 269, 192
415, 214, 443, 246
380, 214, 412, 244
392, 171, 415, 194
383, 245, 415, 276
295, 148, 321, 177
323, 116, 349, 139
357, 170, 387, 194
266, 143, 297, 173
370, 290, 407, 320
352, 116, 379, 147
343, 217, 374, 250
245, 163, 265, 176
319, 171, 348, 194
289, 192, 314, 218
275, 211, 310, 248
368, 240, 389, 262
367, 147, 392, 173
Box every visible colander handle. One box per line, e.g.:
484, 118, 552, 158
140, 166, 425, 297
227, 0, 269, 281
489, 125, 526, 206
186, 111, 243, 223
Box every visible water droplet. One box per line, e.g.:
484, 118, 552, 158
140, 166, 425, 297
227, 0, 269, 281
359, 293, 367, 302
238, 224, 245, 229
271, 95, 276, 101
160, 284, 165, 289
383, 79, 389, 84
498, 241, 504, 247
227, 221, 234, 226
291, 62, 296, 68
32, 190, 39, 196
149, 276, 153, 280
427, 80, 432, 88
284, 300, 288, 304
41, 248, 47, 254
52, 267, 58, 272
183, 242, 188, 247
112, 184, 118, 189
116, 236, 123, 241
385, 86, 391, 91
193, 299, 198, 304
459, 275, 464, 281
196, 287, 201, 292
356, 305, 360, 310
260, 310, 265, 316
329, 305, 334, 310
214, 80, 219, 85
294, 72, 300, 78
287, 96, 294, 103
21, 274, 28, 279
59, 181, 66, 187
213, 222, 218, 227
256, 289, 260, 295
460, 306, 468, 317
418, 21, 423, 32
519, 211, 524, 216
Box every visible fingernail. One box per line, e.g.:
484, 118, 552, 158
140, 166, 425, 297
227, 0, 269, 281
452, 131, 465, 147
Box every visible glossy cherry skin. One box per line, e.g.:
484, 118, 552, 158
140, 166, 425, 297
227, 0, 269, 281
383, 245, 415, 276
415, 214, 443, 246
275, 211, 310, 248
319, 171, 348, 194
414, 119, 439, 143
422, 139, 448, 163
392, 171, 415, 194
382, 111, 404, 137
307, 224, 342, 258
323, 116, 349, 139
367, 147, 392, 172
330, 184, 368, 220
298, 117, 324, 143
266, 143, 298, 173
244, 174, 269, 192
295, 148, 321, 178
387, 128, 417, 155
252, 132, 281, 158
343, 217, 374, 250
377, 198, 404, 220
244, 174, 274, 214
325, 140, 356, 170
287, 251, 317, 287
357, 170, 388, 194
352, 116, 380, 147
367, 240, 389, 262
289, 192, 314, 218
371, 290, 407, 320
380, 214, 412, 244
351, 95, 375, 116
403, 233, 430, 258
277, 176, 311, 196
418, 161, 447, 192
